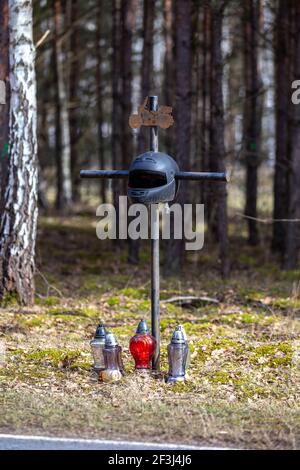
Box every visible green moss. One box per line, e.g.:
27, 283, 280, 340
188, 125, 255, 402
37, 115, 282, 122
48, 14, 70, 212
241, 385, 272, 398
78, 276, 104, 294
139, 299, 151, 310
120, 287, 146, 299
253, 343, 292, 355
71, 360, 92, 370
238, 253, 257, 267
81, 264, 103, 275
159, 318, 177, 332
238, 287, 263, 302
209, 371, 232, 384
240, 312, 262, 324
22, 348, 88, 368
0, 291, 20, 307
280, 270, 300, 281
1, 366, 51, 381
164, 303, 182, 316
251, 343, 293, 367
182, 322, 213, 334
110, 274, 131, 287
256, 263, 280, 276
190, 337, 246, 364
165, 380, 198, 392
46, 307, 87, 318
215, 310, 278, 327
138, 250, 150, 263
112, 325, 135, 337
81, 306, 99, 318
107, 296, 120, 306
269, 297, 300, 309
8, 348, 25, 355
35, 296, 61, 306
19, 316, 44, 328
113, 311, 141, 322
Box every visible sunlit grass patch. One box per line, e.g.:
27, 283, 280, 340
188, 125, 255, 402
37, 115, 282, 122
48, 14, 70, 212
1, 207, 300, 449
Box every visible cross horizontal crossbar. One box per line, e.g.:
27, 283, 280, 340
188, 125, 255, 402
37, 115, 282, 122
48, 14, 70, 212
80, 170, 228, 182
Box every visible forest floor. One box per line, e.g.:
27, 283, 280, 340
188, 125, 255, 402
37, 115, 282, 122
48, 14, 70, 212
0, 172, 300, 449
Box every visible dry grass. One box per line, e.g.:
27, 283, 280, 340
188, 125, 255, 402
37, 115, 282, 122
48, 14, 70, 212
0, 169, 300, 448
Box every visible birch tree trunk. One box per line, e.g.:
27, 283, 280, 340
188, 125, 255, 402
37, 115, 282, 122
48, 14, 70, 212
54, 0, 72, 211
0, 0, 38, 305
0, 0, 9, 210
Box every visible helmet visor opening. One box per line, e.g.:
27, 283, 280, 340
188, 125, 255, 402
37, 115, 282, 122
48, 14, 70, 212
128, 170, 167, 189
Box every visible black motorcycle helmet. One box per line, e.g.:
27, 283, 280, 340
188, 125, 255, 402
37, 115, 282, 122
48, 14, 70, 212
127, 151, 179, 204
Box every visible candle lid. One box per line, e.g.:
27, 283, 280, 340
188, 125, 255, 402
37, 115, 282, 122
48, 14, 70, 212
94, 324, 106, 339
175, 325, 187, 341
171, 327, 185, 344
105, 332, 118, 347
136, 319, 149, 334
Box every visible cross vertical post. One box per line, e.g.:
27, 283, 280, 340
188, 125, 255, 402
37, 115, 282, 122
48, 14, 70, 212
149, 96, 160, 371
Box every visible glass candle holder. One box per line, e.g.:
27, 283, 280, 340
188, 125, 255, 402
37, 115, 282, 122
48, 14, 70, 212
100, 332, 124, 382
129, 319, 156, 370
166, 326, 189, 384
90, 324, 106, 372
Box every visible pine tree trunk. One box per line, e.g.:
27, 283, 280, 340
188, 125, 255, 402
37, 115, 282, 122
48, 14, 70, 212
272, 0, 289, 254
0, 0, 9, 210
243, 0, 262, 246
69, 0, 81, 203
190, 0, 201, 205
164, 0, 192, 275
0, 0, 38, 305
225, 11, 242, 172
54, 0, 72, 211
137, 0, 155, 155
111, 0, 122, 244
127, 0, 155, 264
284, 1, 300, 269
120, 0, 137, 173
36, 44, 49, 211
209, 1, 230, 277
96, 1, 106, 204
120, 0, 137, 263
163, 0, 175, 155
201, 5, 211, 208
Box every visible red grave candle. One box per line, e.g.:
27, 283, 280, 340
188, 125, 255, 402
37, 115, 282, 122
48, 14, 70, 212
129, 320, 156, 370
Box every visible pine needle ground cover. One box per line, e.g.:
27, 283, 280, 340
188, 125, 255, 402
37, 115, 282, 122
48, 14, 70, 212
0, 207, 300, 449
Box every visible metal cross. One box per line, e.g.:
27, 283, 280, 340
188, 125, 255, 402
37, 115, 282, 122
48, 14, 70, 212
80, 95, 228, 371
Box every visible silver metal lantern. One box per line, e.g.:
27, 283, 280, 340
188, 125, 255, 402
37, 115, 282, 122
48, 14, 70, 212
174, 325, 190, 369
100, 333, 125, 382
90, 324, 106, 372
166, 325, 190, 384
